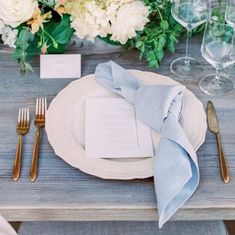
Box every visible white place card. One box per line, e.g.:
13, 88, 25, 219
40, 54, 81, 79
85, 98, 154, 159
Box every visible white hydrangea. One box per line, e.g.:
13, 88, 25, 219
0, 19, 18, 48
0, 19, 5, 34
71, 0, 149, 44
71, 1, 111, 41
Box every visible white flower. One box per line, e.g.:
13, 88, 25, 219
71, 1, 110, 41
0, 19, 17, 48
0, 0, 38, 28
71, 0, 149, 44
110, 1, 149, 44
0, 19, 5, 34
1, 25, 18, 48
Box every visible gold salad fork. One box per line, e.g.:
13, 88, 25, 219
12, 108, 30, 181
30, 97, 47, 182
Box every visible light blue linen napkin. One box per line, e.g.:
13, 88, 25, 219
95, 61, 199, 228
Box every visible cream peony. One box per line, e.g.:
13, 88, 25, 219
0, 0, 38, 27
110, 1, 149, 44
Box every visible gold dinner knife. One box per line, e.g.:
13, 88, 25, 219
207, 101, 230, 183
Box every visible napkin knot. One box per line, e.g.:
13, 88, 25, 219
134, 86, 185, 132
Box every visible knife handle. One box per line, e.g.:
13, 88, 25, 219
216, 133, 230, 183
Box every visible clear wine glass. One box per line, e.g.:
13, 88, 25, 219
200, 6, 234, 96
225, 0, 235, 77
171, 0, 210, 78
225, 0, 235, 28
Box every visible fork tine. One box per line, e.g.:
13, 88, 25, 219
27, 108, 29, 127
36, 98, 39, 116
25, 108, 27, 127
18, 109, 21, 125
24, 108, 27, 127
22, 108, 25, 127
39, 98, 42, 117
44, 97, 46, 113
44, 97, 47, 114
41, 98, 44, 116
20, 108, 24, 127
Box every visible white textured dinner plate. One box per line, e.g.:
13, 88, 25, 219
46, 70, 207, 180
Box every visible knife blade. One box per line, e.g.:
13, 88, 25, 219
207, 101, 219, 134
207, 101, 230, 183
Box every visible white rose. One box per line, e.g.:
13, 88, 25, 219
0, 0, 38, 28
110, 1, 149, 44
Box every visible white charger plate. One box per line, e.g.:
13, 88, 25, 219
46, 70, 207, 180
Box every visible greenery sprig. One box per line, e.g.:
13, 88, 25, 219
126, 0, 205, 68
126, 0, 183, 68
13, 3, 74, 74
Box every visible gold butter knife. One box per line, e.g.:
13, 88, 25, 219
207, 101, 230, 183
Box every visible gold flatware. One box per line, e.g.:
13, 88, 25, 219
207, 101, 230, 183
30, 97, 47, 182
12, 108, 30, 181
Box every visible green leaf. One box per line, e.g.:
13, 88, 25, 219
98, 35, 121, 45
24, 62, 34, 72
158, 35, 166, 49
149, 59, 159, 68
146, 51, 155, 61
167, 41, 176, 53
51, 14, 74, 44
160, 20, 169, 30
140, 44, 145, 53
169, 33, 178, 43
18, 29, 34, 42
156, 48, 164, 60
135, 41, 143, 48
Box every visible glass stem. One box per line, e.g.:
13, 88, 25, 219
215, 69, 221, 80
185, 29, 191, 66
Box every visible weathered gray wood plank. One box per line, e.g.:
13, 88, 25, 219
0, 36, 235, 221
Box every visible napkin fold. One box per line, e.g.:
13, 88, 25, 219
0, 215, 17, 235
95, 61, 199, 227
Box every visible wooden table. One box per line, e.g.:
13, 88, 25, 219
0, 36, 235, 222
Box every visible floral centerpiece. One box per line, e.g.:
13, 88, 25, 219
0, 0, 190, 73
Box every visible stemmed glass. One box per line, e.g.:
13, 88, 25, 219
225, 1, 235, 28
171, 0, 210, 77
199, 6, 235, 96
225, 0, 235, 76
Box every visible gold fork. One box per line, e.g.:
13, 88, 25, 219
12, 108, 30, 181
30, 97, 47, 182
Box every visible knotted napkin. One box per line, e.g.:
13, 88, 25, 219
95, 61, 199, 227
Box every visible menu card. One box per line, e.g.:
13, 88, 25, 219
85, 98, 154, 158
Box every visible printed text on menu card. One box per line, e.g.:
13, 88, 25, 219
85, 98, 154, 158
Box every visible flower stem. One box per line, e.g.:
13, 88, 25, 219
156, 7, 163, 21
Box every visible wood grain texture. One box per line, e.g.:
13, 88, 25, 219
0, 36, 235, 221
